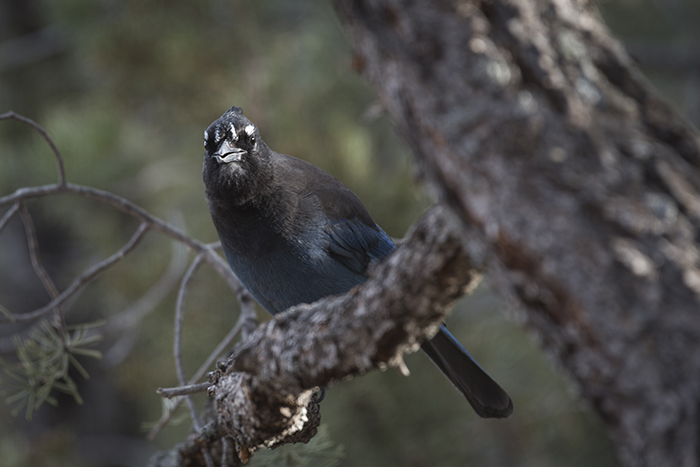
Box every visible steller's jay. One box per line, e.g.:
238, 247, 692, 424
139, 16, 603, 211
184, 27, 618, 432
202, 106, 513, 418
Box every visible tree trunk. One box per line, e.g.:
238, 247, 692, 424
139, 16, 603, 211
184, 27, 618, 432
335, 1, 700, 466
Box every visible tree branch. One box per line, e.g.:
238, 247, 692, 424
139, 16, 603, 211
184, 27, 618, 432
335, 1, 700, 466
18, 202, 67, 334
0, 202, 20, 235
157, 383, 211, 399
1, 113, 256, 463
0, 181, 253, 325
147, 297, 254, 441
203, 205, 481, 457
173, 255, 206, 436
4, 222, 150, 322
0, 112, 66, 186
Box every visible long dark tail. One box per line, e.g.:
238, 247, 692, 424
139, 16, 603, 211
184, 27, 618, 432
421, 325, 513, 418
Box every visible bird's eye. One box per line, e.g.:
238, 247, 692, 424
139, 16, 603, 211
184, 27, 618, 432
250, 135, 256, 146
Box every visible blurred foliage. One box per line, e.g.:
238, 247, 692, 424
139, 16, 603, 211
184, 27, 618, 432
1, 318, 103, 420
0, 0, 698, 465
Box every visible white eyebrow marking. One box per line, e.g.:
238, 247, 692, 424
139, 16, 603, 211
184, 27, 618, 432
230, 123, 238, 140
245, 125, 255, 136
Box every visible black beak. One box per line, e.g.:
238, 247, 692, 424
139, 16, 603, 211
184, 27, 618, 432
214, 140, 246, 164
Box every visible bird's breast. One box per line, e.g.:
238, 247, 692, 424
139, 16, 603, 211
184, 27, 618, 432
212, 207, 364, 314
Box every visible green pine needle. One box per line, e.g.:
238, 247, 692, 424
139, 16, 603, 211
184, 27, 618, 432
0, 319, 104, 419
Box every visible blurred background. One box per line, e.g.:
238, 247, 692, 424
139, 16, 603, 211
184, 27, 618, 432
0, 0, 698, 465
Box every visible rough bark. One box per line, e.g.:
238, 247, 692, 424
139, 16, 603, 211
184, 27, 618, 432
149, 206, 482, 465
212, 205, 480, 451
335, 1, 700, 466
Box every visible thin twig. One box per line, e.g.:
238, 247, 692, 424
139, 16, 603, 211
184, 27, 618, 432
174, 255, 205, 428
192, 317, 247, 391
0, 183, 198, 247
0, 202, 20, 235
0, 242, 187, 355
173, 255, 216, 467
18, 202, 67, 335
147, 313, 248, 440
2, 222, 150, 323
150, 246, 253, 441
0, 112, 66, 186
174, 257, 204, 378
0, 191, 242, 326
156, 382, 211, 398
0, 183, 245, 297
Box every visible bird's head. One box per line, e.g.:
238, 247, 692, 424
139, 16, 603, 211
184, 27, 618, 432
202, 106, 272, 203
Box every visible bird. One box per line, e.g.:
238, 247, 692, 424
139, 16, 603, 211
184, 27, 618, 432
202, 106, 513, 418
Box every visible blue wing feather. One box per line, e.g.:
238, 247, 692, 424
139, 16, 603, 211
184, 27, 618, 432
323, 218, 395, 276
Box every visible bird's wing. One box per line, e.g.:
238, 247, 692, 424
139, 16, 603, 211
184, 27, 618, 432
281, 153, 396, 276
322, 217, 396, 276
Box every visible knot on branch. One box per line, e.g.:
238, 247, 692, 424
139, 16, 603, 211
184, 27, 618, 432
211, 369, 321, 458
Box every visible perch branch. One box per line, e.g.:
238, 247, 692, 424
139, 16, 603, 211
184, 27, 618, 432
0, 111, 66, 186
157, 383, 211, 399
206, 206, 481, 454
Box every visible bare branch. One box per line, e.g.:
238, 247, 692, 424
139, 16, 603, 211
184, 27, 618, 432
148, 303, 250, 441
0, 238, 189, 355
18, 202, 67, 334
0, 183, 245, 303
190, 313, 249, 389
0, 202, 22, 335
174, 255, 206, 431
0, 112, 255, 462
0, 112, 245, 302
0, 183, 197, 247
3, 222, 150, 323
0, 112, 66, 186
157, 383, 211, 399
147, 245, 258, 440
0, 203, 20, 235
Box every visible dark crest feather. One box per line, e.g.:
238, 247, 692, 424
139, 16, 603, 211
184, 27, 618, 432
226, 106, 243, 116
